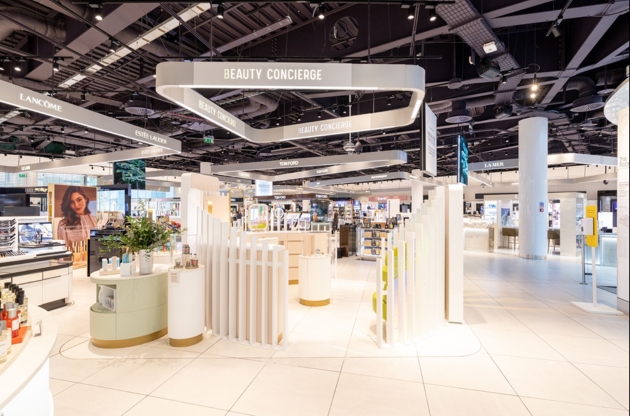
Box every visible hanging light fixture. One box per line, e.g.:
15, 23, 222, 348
429, 8, 437, 22
407, 6, 415, 20
217, 3, 225, 19
530, 73, 539, 92
95, 6, 103, 21
387, 96, 392, 106
318, 3, 326, 20
14, 57, 24, 72
52, 58, 60, 72
108, 39, 119, 53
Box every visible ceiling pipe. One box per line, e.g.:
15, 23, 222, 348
0, 7, 66, 43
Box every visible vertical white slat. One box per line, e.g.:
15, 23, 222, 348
408, 232, 417, 341
238, 231, 247, 342
271, 246, 279, 348
398, 239, 407, 343
386, 248, 395, 346
261, 240, 269, 347
249, 235, 258, 345
228, 227, 238, 340
211, 217, 221, 333
219, 222, 229, 337
202, 211, 211, 330
376, 258, 384, 348
283, 250, 289, 351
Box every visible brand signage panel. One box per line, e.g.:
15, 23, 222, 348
424, 104, 438, 177
469, 159, 519, 171
255, 180, 273, 196
156, 62, 425, 144
457, 135, 469, 186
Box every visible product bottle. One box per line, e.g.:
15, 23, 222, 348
0, 320, 10, 355
191, 254, 198, 268
6, 304, 19, 338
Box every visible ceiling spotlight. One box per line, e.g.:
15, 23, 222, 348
502, 76, 507, 85
95, 6, 103, 21
108, 39, 119, 53
81, 92, 86, 101
387, 97, 392, 106
217, 3, 225, 19
47, 136, 51, 142
318, 110, 322, 119
52, 58, 61, 72
318, 3, 326, 20
530, 92, 537, 99
276, 118, 281, 126
407, 6, 415, 20
84, 127, 88, 133
550, 26, 561, 38
14, 57, 24, 72
61, 125, 65, 133
429, 8, 437, 22
91, 165, 94, 170
102, 166, 105, 171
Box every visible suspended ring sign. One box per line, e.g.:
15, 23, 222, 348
155, 62, 425, 143
0, 79, 180, 173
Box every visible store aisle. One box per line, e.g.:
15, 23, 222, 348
48, 253, 629, 416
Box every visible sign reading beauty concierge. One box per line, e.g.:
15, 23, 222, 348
156, 62, 425, 144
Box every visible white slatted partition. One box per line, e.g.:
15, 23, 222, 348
374, 189, 447, 348
198, 210, 289, 350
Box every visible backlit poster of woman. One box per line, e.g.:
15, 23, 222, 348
52, 185, 97, 268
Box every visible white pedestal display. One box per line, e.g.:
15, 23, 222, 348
0, 307, 57, 415
168, 266, 205, 346
298, 254, 331, 306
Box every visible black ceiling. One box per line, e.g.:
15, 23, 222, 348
0, 0, 628, 182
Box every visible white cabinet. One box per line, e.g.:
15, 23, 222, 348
20, 281, 43, 306
43, 274, 69, 303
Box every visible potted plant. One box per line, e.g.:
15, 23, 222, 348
101, 200, 176, 275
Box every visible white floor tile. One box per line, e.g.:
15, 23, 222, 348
54, 383, 143, 416
150, 358, 265, 410
231, 363, 339, 416
49, 354, 112, 382
124, 397, 227, 416
49, 378, 74, 396
420, 353, 515, 394
81, 358, 193, 395
342, 357, 422, 383
268, 357, 344, 372
574, 363, 630, 410
201, 339, 276, 359
539, 333, 629, 367
492, 355, 623, 409
523, 397, 629, 416
146, 332, 221, 353
471, 328, 566, 361
329, 373, 430, 416
425, 384, 531, 416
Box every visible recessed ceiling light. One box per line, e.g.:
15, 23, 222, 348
482, 41, 497, 54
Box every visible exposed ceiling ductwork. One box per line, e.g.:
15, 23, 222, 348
0, 6, 66, 43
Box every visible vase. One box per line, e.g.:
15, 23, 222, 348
139, 250, 154, 275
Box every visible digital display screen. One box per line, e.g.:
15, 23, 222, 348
18, 222, 53, 243
457, 135, 469, 186
113, 160, 146, 190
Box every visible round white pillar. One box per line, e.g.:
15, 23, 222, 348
518, 117, 548, 260
411, 169, 424, 214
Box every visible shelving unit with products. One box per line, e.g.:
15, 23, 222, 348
359, 225, 390, 260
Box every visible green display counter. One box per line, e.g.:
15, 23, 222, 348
89, 264, 169, 348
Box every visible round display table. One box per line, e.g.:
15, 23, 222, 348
89, 264, 169, 348
0, 306, 57, 415
168, 265, 205, 347
298, 254, 331, 306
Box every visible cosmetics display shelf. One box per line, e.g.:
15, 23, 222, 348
0, 306, 56, 414
359, 227, 390, 259
0, 259, 73, 309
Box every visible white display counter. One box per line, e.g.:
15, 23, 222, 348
0, 306, 57, 416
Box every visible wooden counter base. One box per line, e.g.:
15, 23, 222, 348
92, 327, 167, 349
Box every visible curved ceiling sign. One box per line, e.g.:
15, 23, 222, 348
155, 62, 425, 143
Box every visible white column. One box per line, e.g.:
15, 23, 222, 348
518, 117, 548, 260
411, 169, 424, 214
616, 106, 629, 314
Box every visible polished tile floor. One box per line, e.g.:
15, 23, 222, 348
49, 252, 629, 416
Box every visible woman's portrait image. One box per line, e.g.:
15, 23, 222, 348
54, 185, 97, 249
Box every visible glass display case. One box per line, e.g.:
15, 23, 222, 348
170, 233, 200, 269
248, 204, 269, 232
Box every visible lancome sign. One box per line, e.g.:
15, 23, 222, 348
20, 94, 62, 112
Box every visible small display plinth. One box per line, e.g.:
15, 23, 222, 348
168, 266, 205, 347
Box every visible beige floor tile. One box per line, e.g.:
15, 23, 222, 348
124, 397, 227, 416
575, 363, 629, 410
425, 384, 530, 416
420, 353, 515, 394
146, 332, 221, 353
54, 384, 143, 416
61, 339, 142, 359
329, 373, 430, 416
150, 358, 265, 410
81, 358, 193, 395
472, 328, 565, 361
523, 397, 629, 416
492, 355, 623, 408
49, 354, 112, 382
272, 331, 350, 358
126, 345, 201, 359
345, 333, 418, 358
49, 378, 74, 396
539, 333, 629, 367
231, 363, 339, 416
201, 339, 276, 359
50, 334, 75, 357
342, 357, 422, 383
609, 338, 630, 352
571, 316, 630, 341
464, 306, 532, 332
268, 357, 344, 372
